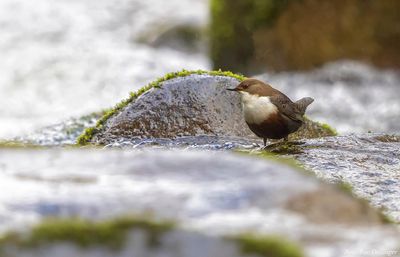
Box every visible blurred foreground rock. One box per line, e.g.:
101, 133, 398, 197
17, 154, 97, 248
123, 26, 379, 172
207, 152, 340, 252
0, 149, 398, 257
0, 226, 302, 257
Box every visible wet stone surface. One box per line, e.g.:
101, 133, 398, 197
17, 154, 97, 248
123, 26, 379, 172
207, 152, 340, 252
293, 133, 400, 221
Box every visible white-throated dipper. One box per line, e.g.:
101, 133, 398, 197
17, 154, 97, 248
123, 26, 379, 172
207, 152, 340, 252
227, 78, 314, 147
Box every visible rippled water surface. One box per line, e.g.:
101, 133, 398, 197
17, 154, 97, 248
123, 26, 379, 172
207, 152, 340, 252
0, 0, 209, 138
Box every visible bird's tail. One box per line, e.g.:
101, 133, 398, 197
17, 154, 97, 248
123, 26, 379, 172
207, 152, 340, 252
295, 97, 314, 115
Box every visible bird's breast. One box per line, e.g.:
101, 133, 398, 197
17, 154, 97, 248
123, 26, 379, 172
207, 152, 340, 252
241, 93, 278, 125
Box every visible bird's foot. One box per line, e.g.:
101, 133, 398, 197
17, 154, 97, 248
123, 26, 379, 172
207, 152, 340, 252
262, 142, 283, 149
263, 140, 304, 148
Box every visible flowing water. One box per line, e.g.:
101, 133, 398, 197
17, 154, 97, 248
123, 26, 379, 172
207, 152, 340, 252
0, 0, 209, 139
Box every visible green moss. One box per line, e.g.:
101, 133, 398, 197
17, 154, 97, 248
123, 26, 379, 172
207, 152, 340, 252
318, 122, 338, 136
264, 142, 304, 154
77, 69, 246, 145
232, 234, 304, 257
0, 141, 83, 149
297, 117, 337, 139
0, 216, 174, 250
374, 134, 400, 143
0, 140, 43, 149
76, 127, 98, 145
336, 181, 354, 195
378, 211, 397, 224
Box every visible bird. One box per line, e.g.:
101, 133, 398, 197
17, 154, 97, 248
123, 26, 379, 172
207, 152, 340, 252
227, 78, 314, 147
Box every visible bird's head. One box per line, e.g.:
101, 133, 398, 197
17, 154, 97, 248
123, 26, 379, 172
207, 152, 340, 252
227, 78, 271, 96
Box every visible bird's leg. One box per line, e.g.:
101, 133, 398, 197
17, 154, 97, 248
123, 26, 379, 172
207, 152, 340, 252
263, 138, 282, 150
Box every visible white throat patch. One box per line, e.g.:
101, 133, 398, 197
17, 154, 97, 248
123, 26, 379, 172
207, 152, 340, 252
240, 92, 278, 124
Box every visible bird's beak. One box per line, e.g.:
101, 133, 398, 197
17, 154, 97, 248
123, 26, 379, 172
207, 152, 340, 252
226, 88, 238, 91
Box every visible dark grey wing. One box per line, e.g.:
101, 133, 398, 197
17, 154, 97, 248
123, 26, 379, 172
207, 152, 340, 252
269, 95, 304, 122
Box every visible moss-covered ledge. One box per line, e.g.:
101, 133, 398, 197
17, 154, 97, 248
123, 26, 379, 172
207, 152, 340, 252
76, 69, 246, 145
0, 216, 174, 251
0, 215, 305, 257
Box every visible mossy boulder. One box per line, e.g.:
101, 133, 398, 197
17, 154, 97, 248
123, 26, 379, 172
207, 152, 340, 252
211, 0, 400, 72
78, 70, 335, 145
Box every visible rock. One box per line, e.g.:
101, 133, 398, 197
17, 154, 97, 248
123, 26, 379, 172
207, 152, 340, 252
79, 72, 335, 145
292, 133, 400, 222
0, 149, 398, 257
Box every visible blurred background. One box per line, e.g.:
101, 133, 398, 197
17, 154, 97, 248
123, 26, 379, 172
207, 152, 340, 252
0, 0, 399, 139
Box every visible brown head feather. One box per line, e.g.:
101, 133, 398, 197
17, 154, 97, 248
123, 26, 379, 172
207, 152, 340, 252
233, 78, 284, 97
